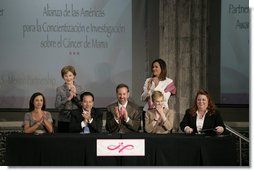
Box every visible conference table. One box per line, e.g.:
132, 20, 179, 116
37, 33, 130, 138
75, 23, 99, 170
6, 132, 237, 166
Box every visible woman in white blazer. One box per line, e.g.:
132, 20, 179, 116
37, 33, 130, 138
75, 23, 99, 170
141, 58, 176, 112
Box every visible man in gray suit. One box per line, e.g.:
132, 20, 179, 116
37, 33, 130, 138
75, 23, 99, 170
106, 83, 141, 133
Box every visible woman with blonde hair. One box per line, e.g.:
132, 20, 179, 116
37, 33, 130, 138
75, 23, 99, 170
145, 90, 174, 134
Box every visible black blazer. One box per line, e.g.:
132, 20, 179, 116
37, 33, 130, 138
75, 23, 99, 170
180, 109, 225, 134
69, 108, 102, 133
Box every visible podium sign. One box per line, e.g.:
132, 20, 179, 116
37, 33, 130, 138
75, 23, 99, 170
97, 139, 145, 156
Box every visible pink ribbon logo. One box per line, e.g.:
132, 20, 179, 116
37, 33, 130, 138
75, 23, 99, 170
107, 142, 134, 153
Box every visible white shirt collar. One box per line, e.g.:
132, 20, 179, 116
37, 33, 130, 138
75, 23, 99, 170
196, 110, 208, 116
118, 101, 128, 109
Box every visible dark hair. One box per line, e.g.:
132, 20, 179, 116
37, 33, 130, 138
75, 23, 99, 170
29, 92, 46, 111
61, 65, 77, 78
151, 59, 167, 81
116, 83, 129, 93
80, 91, 94, 101
190, 89, 216, 116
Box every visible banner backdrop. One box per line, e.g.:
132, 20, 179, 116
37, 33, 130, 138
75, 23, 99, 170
0, 0, 132, 108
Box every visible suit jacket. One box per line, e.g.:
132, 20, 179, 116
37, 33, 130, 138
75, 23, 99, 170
180, 109, 225, 134
145, 108, 174, 134
55, 83, 83, 110
69, 108, 102, 133
55, 82, 83, 122
105, 101, 141, 133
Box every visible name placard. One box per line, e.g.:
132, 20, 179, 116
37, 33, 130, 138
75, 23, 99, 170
97, 139, 145, 156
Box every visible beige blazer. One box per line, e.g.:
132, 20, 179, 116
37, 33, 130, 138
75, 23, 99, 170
145, 108, 174, 134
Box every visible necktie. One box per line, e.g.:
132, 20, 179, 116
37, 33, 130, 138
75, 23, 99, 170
83, 125, 90, 134
120, 106, 124, 122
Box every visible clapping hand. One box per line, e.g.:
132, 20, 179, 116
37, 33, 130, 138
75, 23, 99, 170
114, 106, 120, 120
121, 107, 128, 121
82, 110, 91, 123
147, 78, 153, 91
68, 84, 77, 95
36, 115, 45, 126
155, 104, 166, 122
155, 104, 164, 115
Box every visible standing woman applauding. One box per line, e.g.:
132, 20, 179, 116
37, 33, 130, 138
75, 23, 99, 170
23, 92, 53, 134
55, 65, 83, 132
141, 59, 176, 112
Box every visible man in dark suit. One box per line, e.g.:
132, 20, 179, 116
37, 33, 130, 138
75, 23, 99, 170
69, 92, 102, 133
106, 83, 141, 133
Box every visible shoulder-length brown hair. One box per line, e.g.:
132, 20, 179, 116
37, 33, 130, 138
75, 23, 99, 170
151, 59, 167, 81
61, 65, 77, 78
190, 89, 216, 116
29, 92, 46, 111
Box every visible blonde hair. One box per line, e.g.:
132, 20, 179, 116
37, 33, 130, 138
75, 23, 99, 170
152, 90, 164, 102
